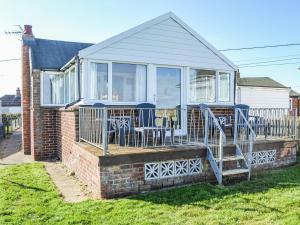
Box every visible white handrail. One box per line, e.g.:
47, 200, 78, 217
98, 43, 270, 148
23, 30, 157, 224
236, 108, 256, 140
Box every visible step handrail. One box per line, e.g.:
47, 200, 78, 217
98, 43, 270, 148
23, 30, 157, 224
203, 107, 226, 184
234, 108, 257, 181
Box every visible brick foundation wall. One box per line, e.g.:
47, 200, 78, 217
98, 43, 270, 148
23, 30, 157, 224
251, 140, 298, 171
55, 107, 297, 199
58, 109, 101, 198
99, 159, 214, 199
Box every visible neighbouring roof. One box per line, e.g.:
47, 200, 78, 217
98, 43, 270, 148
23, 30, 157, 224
0, 95, 21, 107
290, 89, 300, 97
237, 77, 288, 88
22, 37, 93, 70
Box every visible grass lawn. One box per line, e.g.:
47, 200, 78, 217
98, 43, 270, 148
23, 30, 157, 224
0, 163, 300, 225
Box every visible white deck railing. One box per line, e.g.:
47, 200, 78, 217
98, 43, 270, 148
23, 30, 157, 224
249, 108, 297, 140
79, 106, 209, 154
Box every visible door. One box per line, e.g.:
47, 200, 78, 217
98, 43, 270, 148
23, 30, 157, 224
155, 67, 186, 135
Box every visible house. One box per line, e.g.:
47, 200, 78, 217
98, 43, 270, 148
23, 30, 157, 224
290, 89, 300, 116
21, 12, 297, 198
0, 88, 22, 114
237, 77, 290, 108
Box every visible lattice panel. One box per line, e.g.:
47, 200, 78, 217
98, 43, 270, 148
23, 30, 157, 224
175, 160, 188, 176
189, 159, 202, 174
161, 161, 174, 178
145, 163, 159, 180
251, 150, 276, 165
144, 158, 202, 180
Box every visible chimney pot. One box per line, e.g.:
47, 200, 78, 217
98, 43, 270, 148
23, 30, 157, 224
23, 25, 33, 36
16, 87, 21, 97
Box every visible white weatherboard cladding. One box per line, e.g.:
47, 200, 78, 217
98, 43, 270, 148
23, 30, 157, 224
237, 86, 290, 108
85, 18, 233, 71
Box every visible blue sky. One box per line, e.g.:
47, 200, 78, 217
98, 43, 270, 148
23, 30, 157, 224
0, 0, 300, 96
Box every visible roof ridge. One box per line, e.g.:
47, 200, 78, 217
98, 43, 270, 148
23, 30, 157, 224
35, 38, 94, 45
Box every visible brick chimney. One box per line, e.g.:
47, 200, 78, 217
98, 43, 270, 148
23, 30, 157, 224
16, 87, 21, 97
23, 25, 33, 36
21, 24, 34, 155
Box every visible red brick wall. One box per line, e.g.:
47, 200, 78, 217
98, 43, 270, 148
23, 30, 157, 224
21, 44, 31, 154
58, 109, 101, 198
290, 97, 300, 116
29, 70, 59, 160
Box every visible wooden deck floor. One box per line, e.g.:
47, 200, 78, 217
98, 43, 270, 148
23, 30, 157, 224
78, 134, 297, 157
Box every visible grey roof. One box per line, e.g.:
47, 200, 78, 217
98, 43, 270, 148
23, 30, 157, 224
237, 77, 288, 88
23, 37, 94, 70
0, 95, 21, 107
290, 89, 300, 97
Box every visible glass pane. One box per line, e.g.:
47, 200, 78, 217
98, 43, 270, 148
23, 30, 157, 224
42, 74, 51, 105
156, 67, 181, 108
64, 72, 69, 103
219, 72, 230, 102
90, 63, 108, 100
112, 63, 147, 102
69, 68, 76, 102
43, 73, 65, 105
189, 69, 216, 103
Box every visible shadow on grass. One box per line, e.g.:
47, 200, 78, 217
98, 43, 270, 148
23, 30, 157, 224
0, 177, 49, 192
128, 162, 300, 208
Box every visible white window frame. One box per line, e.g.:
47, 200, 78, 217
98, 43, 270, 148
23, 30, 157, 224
40, 65, 77, 107
218, 71, 231, 103
84, 60, 149, 105
40, 71, 65, 107
187, 68, 234, 106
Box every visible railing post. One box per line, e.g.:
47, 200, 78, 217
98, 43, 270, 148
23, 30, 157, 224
102, 107, 108, 155
204, 109, 208, 145
234, 108, 238, 144
78, 107, 82, 142
248, 133, 253, 181
293, 108, 297, 139
219, 134, 223, 184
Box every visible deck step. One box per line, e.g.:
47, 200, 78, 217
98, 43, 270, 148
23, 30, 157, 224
216, 155, 245, 162
222, 168, 249, 176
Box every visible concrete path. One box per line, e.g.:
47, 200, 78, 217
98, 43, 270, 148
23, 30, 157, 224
44, 161, 92, 202
0, 129, 91, 202
0, 129, 32, 165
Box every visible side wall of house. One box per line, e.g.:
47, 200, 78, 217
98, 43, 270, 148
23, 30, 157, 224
237, 86, 290, 108
30, 71, 59, 160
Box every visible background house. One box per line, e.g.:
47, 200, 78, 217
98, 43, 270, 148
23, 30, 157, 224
236, 77, 290, 108
0, 88, 21, 114
290, 89, 300, 116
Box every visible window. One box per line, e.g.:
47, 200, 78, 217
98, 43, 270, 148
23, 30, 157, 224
64, 72, 69, 103
42, 73, 65, 105
42, 67, 77, 106
112, 63, 147, 102
69, 68, 76, 102
189, 69, 216, 103
218, 72, 230, 102
90, 63, 108, 100
156, 67, 181, 108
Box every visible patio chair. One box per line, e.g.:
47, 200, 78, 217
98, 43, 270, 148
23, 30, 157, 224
93, 103, 135, 146
135, 103, 168, 147
215, 115, 233, 136
199, 104, 232, 137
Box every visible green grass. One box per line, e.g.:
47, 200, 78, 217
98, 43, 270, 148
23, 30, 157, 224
0, 163, 300, 225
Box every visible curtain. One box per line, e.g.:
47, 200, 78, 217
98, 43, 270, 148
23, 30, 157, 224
135, 65, 147, 102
